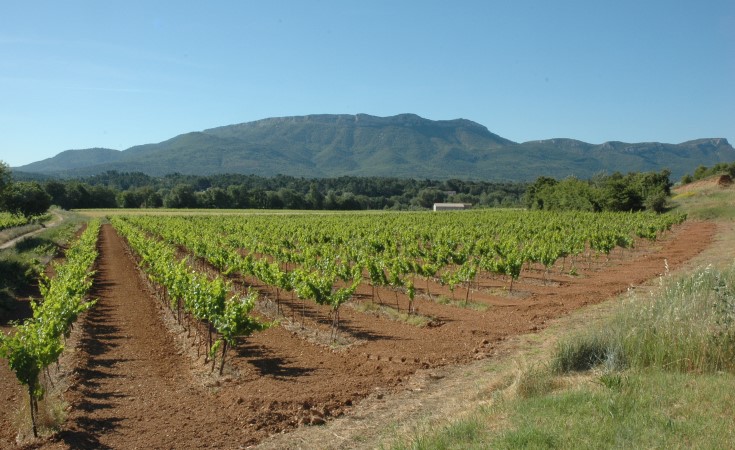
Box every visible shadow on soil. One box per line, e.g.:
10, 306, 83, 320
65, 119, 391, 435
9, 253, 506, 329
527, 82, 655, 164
0, 258, 37, 326
58, 282, 128, 449
237, 343, 317, 380
14, 236, 58, 255
53, 416, 122, 450
273, 297, 400, 342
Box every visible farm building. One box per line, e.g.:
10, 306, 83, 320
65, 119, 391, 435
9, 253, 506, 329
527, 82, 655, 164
433, 203, 471, 211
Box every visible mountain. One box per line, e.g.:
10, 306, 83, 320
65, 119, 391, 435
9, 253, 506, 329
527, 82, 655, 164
12, 114, 735, 181
19, 147, 122, 172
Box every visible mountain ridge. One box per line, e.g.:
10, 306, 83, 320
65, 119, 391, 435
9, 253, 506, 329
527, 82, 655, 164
12, 114, 735, 181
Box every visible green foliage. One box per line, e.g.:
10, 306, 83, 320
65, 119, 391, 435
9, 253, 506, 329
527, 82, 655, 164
525, 170, 673, 213
163, 184, 198, 208
38, 172, 527, 210
0, 161, 11, 196
112, 209, 684, 344
2, 181, 52, 217
0, 212, 32, 231
0, 220, 100, 436
43, 181, 117, 209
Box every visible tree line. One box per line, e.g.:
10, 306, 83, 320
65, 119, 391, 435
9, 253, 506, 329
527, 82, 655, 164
12, 170, 527, 211
5, 162, 677, 215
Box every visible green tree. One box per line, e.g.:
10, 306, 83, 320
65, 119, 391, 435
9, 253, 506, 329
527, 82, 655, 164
0, 161, 11, 197
2, 182, 52, 217
306, 183, 324, 209
524, 176, 557, 209
197, 187, 232, 209
413, 188, 446, 208
44, 181, 70, 208
227, 184, 252, 209
164, 184, 198, 208
600, 174, 642, 211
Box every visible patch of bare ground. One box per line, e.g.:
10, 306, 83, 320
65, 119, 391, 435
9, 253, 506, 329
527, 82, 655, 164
0, 220, 715, 449
674, 174, 733, 194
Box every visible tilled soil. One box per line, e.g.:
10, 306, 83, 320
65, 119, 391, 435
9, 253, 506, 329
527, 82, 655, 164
0, 220, 715, 449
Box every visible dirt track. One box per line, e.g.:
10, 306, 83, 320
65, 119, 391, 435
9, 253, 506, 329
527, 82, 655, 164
0, 212, 64, 251
0, 220, 716, 449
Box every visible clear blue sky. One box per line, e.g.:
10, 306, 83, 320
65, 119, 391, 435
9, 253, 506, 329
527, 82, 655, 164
1, 1, 733, 167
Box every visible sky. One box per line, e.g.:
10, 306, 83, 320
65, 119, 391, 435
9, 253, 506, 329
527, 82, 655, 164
1, 1, 733, 167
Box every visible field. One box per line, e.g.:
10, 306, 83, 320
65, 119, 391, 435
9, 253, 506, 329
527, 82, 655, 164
0, 208, 717, 448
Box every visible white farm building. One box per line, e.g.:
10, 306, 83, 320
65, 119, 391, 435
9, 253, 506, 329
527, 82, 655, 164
432, 203, 471, 211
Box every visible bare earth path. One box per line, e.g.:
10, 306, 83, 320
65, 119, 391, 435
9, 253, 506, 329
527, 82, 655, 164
0, 219, 713, 449
0, 211, 64, 250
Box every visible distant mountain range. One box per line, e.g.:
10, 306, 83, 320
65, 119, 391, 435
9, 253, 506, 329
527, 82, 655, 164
12, 114, 735, 181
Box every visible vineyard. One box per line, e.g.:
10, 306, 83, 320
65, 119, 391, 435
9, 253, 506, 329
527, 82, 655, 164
0, 208, 714, 448
110, 209, 685, 340
0, 212, 41, 232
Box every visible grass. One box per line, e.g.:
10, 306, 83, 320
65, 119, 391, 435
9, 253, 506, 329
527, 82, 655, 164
392, 368, 735, 449
351, 300, 437, 327
670, 184, 735, 220
491, 369, 735, 449
434, 295, 490, 311
0, 211, 87, 309
0, 212, 53, 246
554, 263, 735, 374
13, 384, 70, 441
392, 414, 492, 450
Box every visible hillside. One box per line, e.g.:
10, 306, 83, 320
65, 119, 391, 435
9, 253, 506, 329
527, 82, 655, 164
13, 114, 735, 181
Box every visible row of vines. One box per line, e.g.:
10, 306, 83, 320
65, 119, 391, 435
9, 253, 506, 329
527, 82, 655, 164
110, 217, 271, 374
0, 220, 101, 437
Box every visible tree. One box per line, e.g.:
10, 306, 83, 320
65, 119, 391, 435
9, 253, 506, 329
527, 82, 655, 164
413, 188, 446, 208
277, 188, 306, 209
2, 182, 52, 217
524, 176, 558, 209
306, 183, 324, 209
0, 161, 11, 197
118, 190, 143, 208
600, 174, 642, 211
227, 184, 252, 209
164, 184, 198, 208
44, 181, 70, 208
197, 187, 232, 209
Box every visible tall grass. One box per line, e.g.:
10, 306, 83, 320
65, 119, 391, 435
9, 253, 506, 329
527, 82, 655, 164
554, 262, 735, 374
